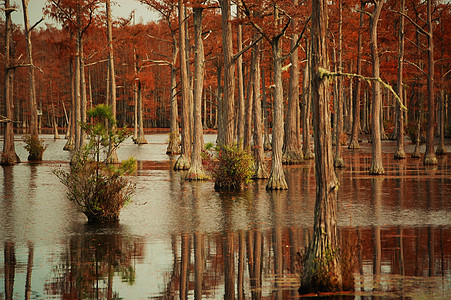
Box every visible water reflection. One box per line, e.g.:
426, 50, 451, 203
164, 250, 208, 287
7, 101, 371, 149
1, 137, 451, 298
45, 225, 143, 299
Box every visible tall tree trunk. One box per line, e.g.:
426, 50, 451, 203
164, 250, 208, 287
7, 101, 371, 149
80, 38, 87, 147
300, 0, 342, 292
283, 0, 304, 165
22, 0, 43, 160
303, 39, 314, 160
424, 0, 437, 165
72, 12, 82, 158
236, 10, 245, 148
133, 49, 138, 141
334, 0, 345, 168
135, 81, 147, 144
369, 1, 385, 175
64, 57, 76, 150
252, 35, 268, 179
394, 0, 406, 159
244, 62, 254, 150
348, 1, 364, 149
166, 41, 181, 154
174, 0, 191, 170
266, 37, 288, 190
262, 56, 272, 151
106, 0, 119, 163
219, 0, 236, 146
186, 6, 208, 180
1, 1, 20, 165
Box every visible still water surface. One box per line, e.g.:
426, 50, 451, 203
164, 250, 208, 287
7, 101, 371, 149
1, 134, 451, 299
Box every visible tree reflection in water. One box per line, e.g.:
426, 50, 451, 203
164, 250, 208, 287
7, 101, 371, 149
45, 225, 143, 299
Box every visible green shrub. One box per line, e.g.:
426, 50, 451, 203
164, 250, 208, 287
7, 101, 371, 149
54, 104, 136, 223
23, 134, 46, 161
213, 144, 254, 190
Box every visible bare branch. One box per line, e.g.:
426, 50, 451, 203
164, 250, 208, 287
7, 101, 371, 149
232, 34, 263, 62
403, 59, 427, 75
30, 17, 44, 31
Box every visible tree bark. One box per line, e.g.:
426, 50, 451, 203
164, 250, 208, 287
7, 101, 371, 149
369, 1, 385, 175
266, 37, 288, 190
106, 0, 119, 163
1, 0, 20, 165
252, 35, 268, 179
22, 0, 40, 156
348, 1, 364, 149
303, 39, 314, 160
166, 39, 181, 154
236, 10, 245, 148
262, 57, 272, 151
283, 0, 304, 165
334, 0, 345, 168
424, 0, 438, 165
300, 0, 342, 292
135, 81, 147, 144
186, 6, 208, 180
174, 0, 191, 170
218, 0, 236, 146
394, 0, 406, 160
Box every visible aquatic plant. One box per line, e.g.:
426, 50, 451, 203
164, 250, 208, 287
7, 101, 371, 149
55, 104, 136, 223
23, 134, 47, 161
212, 144, 254, 190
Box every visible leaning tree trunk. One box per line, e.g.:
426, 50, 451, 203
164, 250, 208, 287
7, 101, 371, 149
266, 38, 288, 190
348, 1, 364, 149
219, 0, 236, 146
252, 35, 269, 179
186, 6, 208, 181
1, 0, 20, 165
174, 0, 191, 170
300, 0, 342, 292
424, 0, 437, 165
394, 0, 406, 160
283, 0, 304, 165
334, 0, 345, 168
369, 1, 385, 175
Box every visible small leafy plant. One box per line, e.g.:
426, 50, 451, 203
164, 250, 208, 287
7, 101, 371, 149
23, 134, 47, 161
212, 144, 254, 190
55, 104, 136, 223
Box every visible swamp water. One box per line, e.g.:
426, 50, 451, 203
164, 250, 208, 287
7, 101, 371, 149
1, 134, 451, 299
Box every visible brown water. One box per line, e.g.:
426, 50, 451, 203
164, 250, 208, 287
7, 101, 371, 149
1, 134, 451, 299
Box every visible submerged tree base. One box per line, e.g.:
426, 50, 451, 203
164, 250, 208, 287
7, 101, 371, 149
424, 153, 438, 165
253, 161, 269, 179
435, 144, 447, 156
334, 155, 345, 168
348, 140, 360, 149
266, 172, 288, 190
394, 149, 406, 159
63, 139, 75, 151
174, 154, 191, 171
283, 150, 305, 165
0, 152, 20, 165
369, 163, 385, 175
134, 136, 148, 145
304, 150, 315, 160
186, 164, 210, 181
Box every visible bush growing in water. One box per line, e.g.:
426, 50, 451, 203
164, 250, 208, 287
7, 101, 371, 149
55, 105, 136, 223
23, 134, 47, 161
212, 144, 254, 190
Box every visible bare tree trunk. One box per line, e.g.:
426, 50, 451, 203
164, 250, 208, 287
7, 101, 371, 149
73, 25, 82, 155
283, 0, 304, 165
166, 42, 181, 154
133, 50, 138, 141
424, 0, 437, 165
369, 1, 385, 175
22, 0, 42, 159
244, 63, 254, 150
1, 1, 20, 165
174, 0, 191, 170
219, 0, 236, 146
303, 40, 314, 160
334, 0, 345, 168
348, 1, 364, 149
106, 0, 119, 163
135, 81, 147, 144
186, 6, 208, 180
262, 55, 272, 151
266, 37, 288, 190
236, 10, 245, 148
394, 0, 406, 159
252, 35, 268, 179
50, 81, 60, 140
300, 0, 342, 292
64, 57, 75, 150
80, 38, 87, 147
